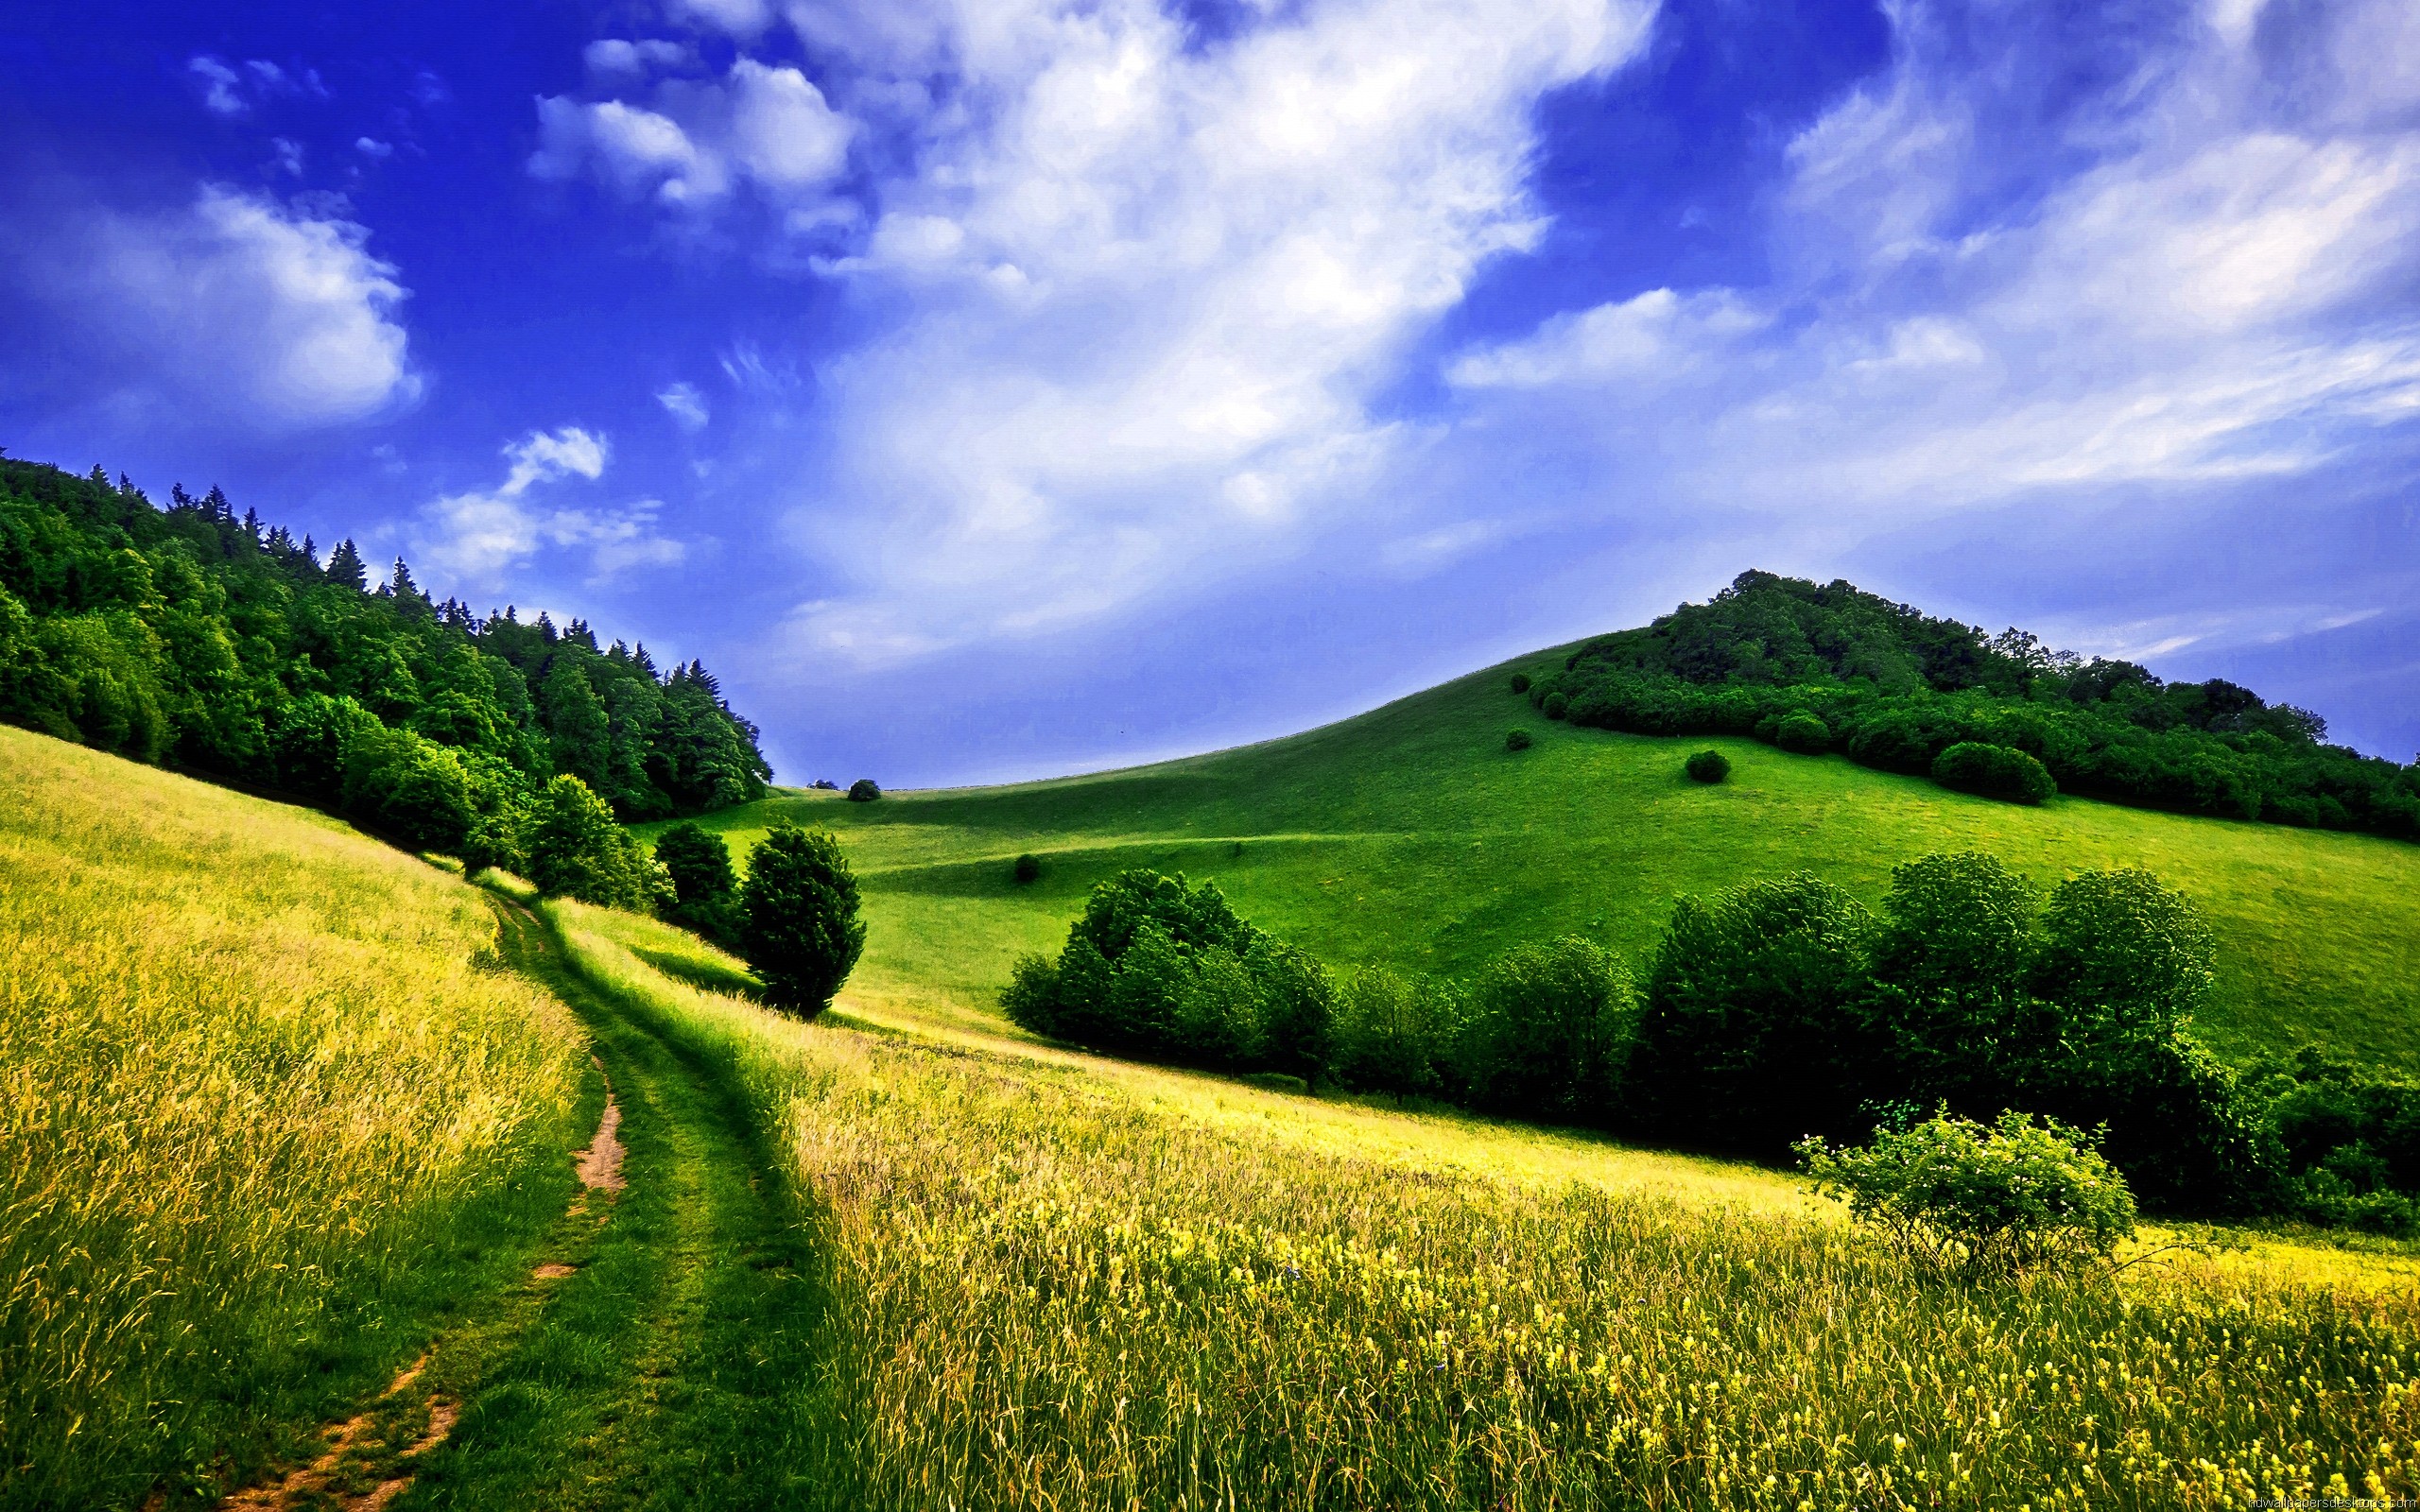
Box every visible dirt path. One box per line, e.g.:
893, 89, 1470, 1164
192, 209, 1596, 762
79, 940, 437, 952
213, 898, 833, 1512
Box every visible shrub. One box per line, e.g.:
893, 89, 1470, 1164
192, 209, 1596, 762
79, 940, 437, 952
1461, 937, 1634, 1125
1504, 728, 1532, 752
1772, 712, 1830, 754
1508, 672, 1530, 694
738, 822, 866, 1017
1012, 852, 1042, 884
1685, 748, 1730, 783
1632, 874, 1876, 1151
655, 820, 742, 947
1541, 692, 1569, 721
1932, 741, 2056, 803
1797, 1109, 2138, 1275
526, 775, 650, 907
1329, 969, 1461, 1099
847, 778, 882, 802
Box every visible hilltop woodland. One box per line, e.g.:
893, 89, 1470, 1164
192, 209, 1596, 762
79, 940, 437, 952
1523, 570, 2420, 841
0, 456, 769, 869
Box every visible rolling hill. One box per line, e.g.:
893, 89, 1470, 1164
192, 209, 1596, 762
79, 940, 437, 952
648, 649, 2420, 1072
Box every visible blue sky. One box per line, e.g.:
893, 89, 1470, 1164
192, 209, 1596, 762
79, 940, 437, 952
2, 0, 2415, 784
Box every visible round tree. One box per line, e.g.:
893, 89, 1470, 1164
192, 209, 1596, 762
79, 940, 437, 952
1685, 748, 1731, 783
847, 778, 882, 802
1505, 728, 1533, 752
1509, 672, 1531, 695
1012, 852, 1042, 884
739, 823, 867, 1017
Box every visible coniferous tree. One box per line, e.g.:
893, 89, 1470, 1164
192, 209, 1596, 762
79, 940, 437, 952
325, 539, 368, 590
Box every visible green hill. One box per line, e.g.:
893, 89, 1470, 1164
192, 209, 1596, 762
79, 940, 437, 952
649, 650, 2420, 1072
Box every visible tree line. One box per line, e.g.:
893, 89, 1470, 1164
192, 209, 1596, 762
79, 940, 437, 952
1520, 570, 2420, 841
0, 456, 771, 854
1004, 860, 2420, 1234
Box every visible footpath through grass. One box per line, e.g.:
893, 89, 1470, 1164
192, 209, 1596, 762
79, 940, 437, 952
551, 901, 2420, 1511
649, 656, 2420, 1072
396, 895, 843, 1511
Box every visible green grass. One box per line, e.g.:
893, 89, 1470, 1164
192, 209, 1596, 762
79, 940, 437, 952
0, 726, 587, 1509
547, 895, 2420, 1510
643, 653, 2420, 1071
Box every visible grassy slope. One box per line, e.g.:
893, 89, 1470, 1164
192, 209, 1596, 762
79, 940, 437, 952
647, 655, 2420, 1071
0, 727, 587, 1509
550, 899, 2420, 1508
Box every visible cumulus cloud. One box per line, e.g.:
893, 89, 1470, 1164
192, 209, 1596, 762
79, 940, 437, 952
754, 0, 1652, 665
415, 428, 686, 585
30, 185, 418, 429
529, 58, 852, 211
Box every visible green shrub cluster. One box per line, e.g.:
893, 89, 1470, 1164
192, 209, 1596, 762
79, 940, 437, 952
644, 820, 866, 1017
1685, 747, 1730, 782
1934, 740, 2057, 803
1006, 856, 2420, 1228
0, 457, 771, 855
1503, 728, 1532, 752
1523, 570, 2420, 834
1798, 1109, 2139, 1275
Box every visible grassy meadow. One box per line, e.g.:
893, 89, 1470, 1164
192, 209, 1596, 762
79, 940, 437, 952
551, 899, 2420, 1510
0, 727, 588, 1508
645, 653, 2420, 1071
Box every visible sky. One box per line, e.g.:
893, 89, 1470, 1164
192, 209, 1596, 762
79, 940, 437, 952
1, 0, 2414, 785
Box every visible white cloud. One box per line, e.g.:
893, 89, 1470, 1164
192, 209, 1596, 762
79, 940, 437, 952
188, 57, 247, 115
585, 39, 695, 79
656, 381, 711, 430
56, 185, 416, 429
672, 0, 773, 38
529, 60, 852, 211
1440, 0, 2420, 529
1449, 288, 1765, 388
415, 428, 686, 585
757, 0, 1653, 665
355, 137, 394, 159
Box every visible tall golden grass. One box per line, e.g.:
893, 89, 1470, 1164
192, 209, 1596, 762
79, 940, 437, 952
551, 898, 2420, 1510
0, 729, 585, 1505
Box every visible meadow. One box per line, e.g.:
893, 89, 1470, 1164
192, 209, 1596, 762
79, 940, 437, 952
645, 653, 2420, 1071
550, 897, 2420, 1510
0, 727, 588, 1508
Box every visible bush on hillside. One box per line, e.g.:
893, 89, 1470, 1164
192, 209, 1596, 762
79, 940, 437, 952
1772, 712, 1831, 754
1012, 852, 1042, 884
738, 822, 865, 1017
1798, 1109, 2138, 1275
1505, 728, 1532, 752
1509, 672, 1530, 694
1461, 937, 1634, 1125
1002, 869, 1335, 1074
1541, 692, 1569, 720
1632, 874, 1877, 1152
1933, 741, 2056, 803
1685, 748, 1730, 783
1328, 969, 1463, 1099
847, 778, 882, 802
655, 820, 742, 948
527, 775, 653, 908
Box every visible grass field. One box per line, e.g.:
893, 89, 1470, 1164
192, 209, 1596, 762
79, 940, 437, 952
550, 898, 2420, 1510
0, 727, 588, 1509
644, 652, 2420, 1071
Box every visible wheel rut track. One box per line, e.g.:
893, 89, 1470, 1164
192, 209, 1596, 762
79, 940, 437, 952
214, 897, 836, 1512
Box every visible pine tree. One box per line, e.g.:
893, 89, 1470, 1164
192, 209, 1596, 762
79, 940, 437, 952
536, 611, 558, 644
87, 464, 110, 490
325, 539, 369, 590
390, 558, 425, 605
204, 485, 232, 523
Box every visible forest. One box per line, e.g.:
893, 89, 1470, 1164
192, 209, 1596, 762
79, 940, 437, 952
0, 456, 769, 852
1524, 570, 2420, 841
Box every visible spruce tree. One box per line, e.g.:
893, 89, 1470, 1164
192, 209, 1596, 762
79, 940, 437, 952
326, 539, 368, 590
